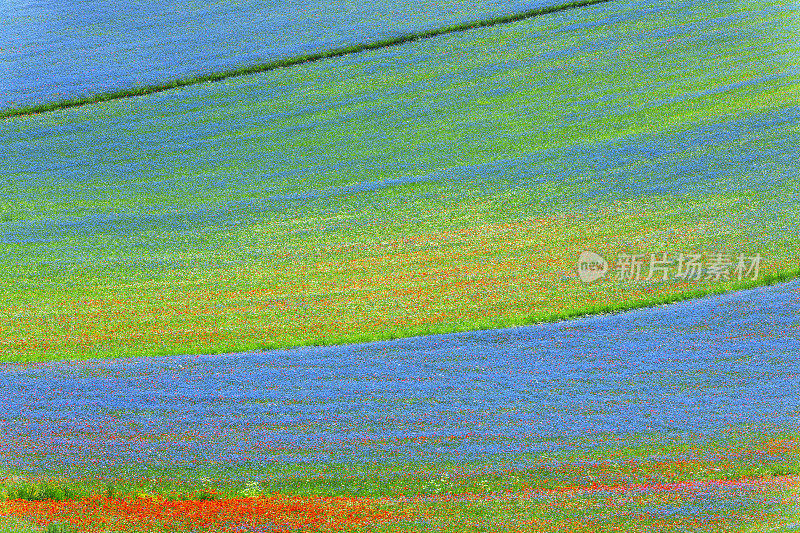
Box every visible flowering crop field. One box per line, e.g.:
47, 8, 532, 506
2, 0, 800, 530
1, 0, 799, 362
1, 280, 799, 531
1, 0, 596, 108
2, 280, 799, 477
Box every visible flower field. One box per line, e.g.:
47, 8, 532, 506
1, 280, 799, 530
1, 475, 798, 532
2, 0, 608, 109
2, 0, 800, 530
1, 280, 799, 478
1, 0, 799, 362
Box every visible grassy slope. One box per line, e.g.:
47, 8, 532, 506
1, 0, 799, 361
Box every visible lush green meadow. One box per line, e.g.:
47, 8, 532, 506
1, 0, 799, 362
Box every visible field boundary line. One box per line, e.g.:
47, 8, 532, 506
1, 0, 614, 119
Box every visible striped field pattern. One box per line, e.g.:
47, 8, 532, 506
1, 0, 799, 530
1, 0, 799, 362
